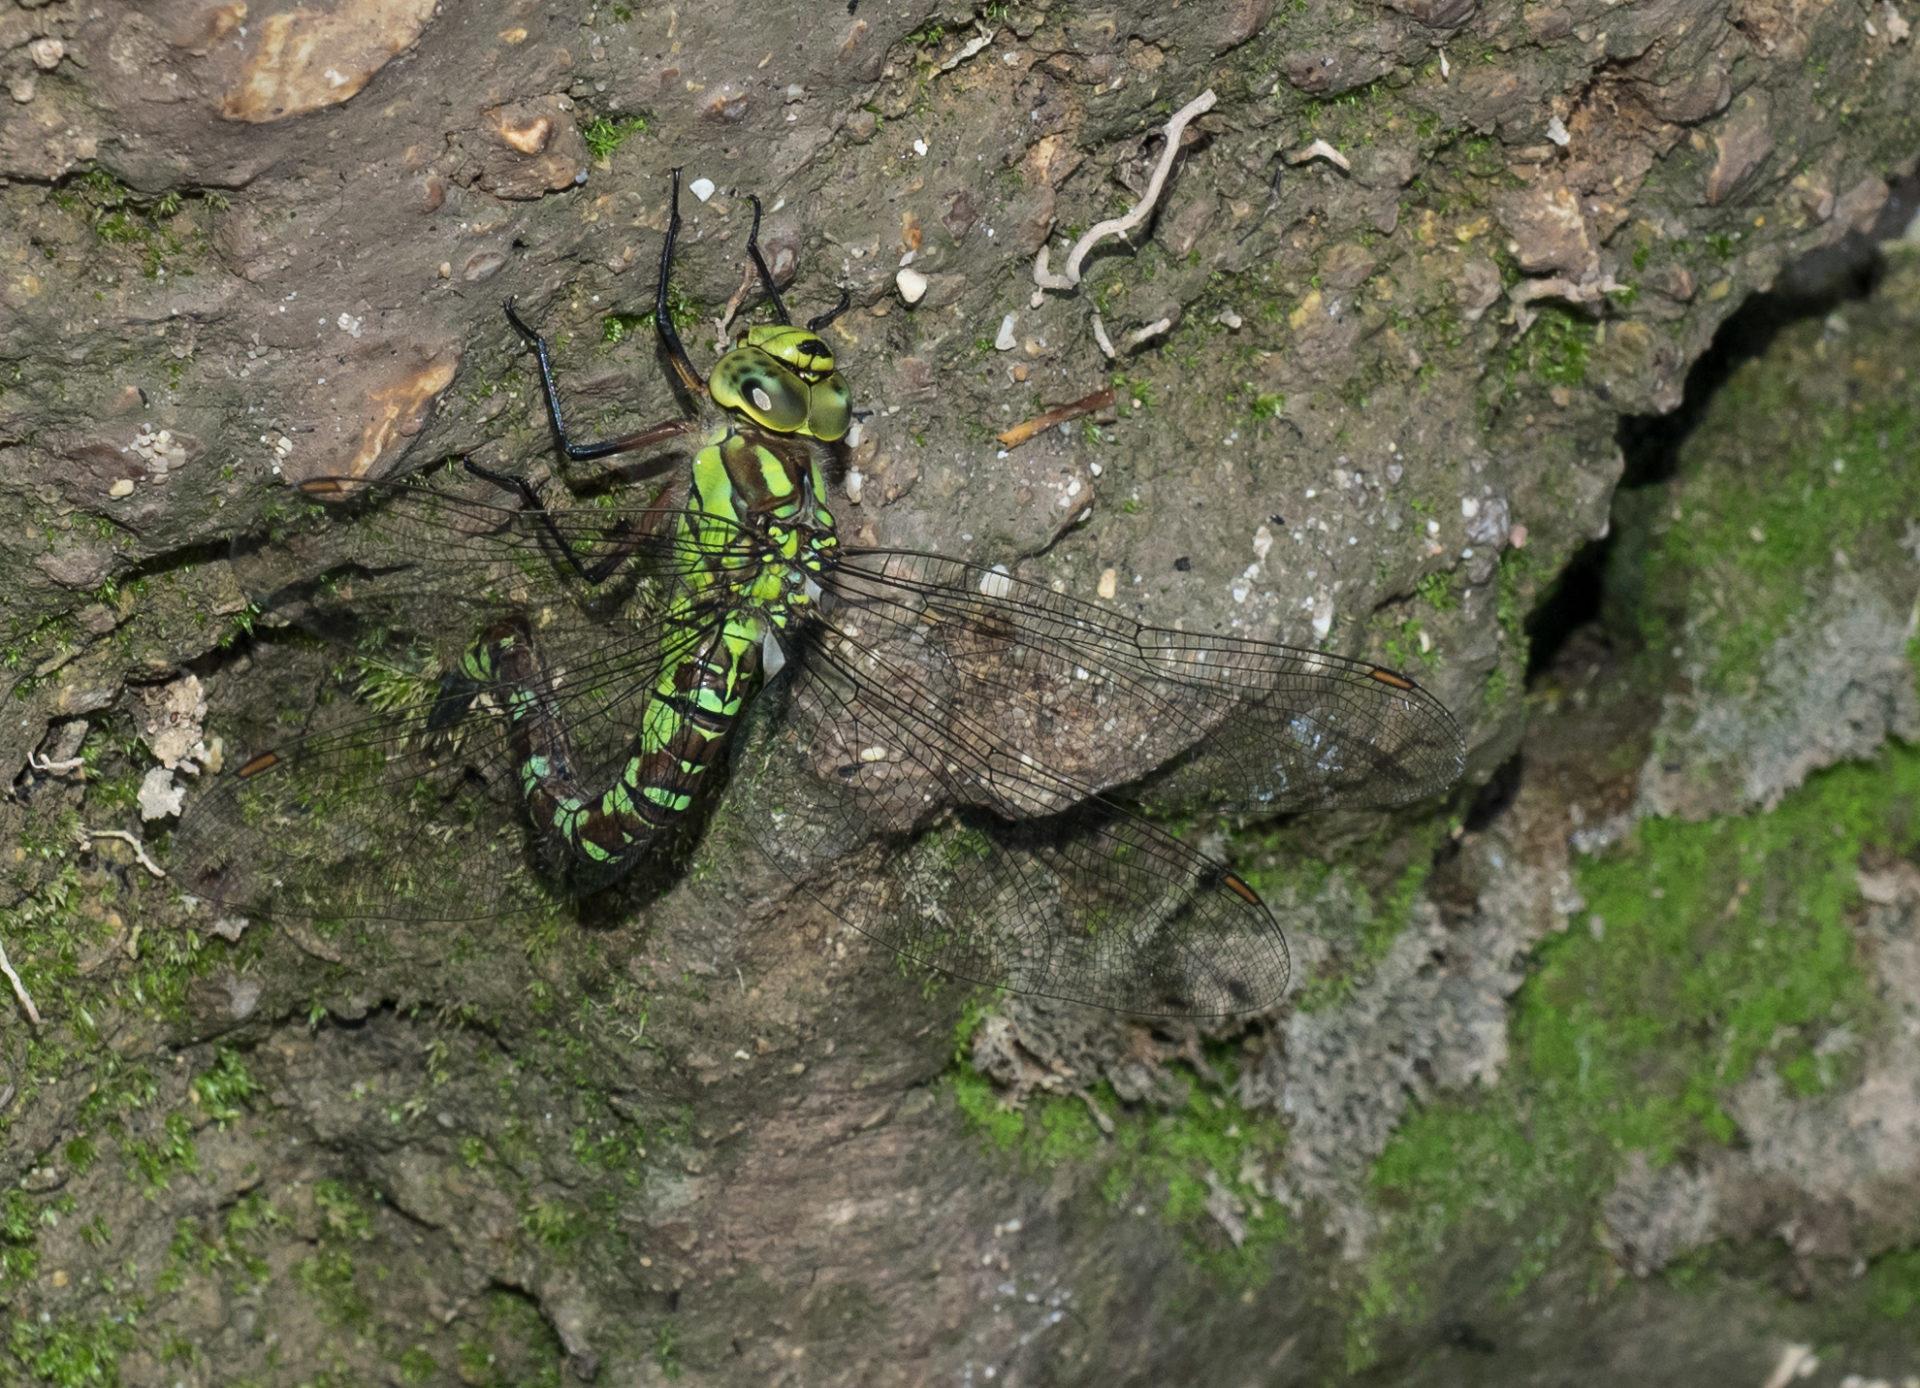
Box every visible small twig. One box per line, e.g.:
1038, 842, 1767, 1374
716, 259, 759, 340
1077, 1086, 1115, 1136
77, 826, 168, 879
996, 387, 1117, 448
1033, 88, 1217, 291
1089, 312, 1117, 359
282, 920, 344, 964
1283, 138, 1351, 172
1117, 317, 1173, 353
0, 933, 41, 1026
1508, 272, 1621, 332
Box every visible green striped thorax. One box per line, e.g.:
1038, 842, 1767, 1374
709, 324, 851, 443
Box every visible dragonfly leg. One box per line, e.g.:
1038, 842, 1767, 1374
463, 457, 658, 586
653, 167, 707, 396
806, 287, 852, 334
743, 189, 848, 333
743, 194, 794, 326
502, 298, 697, 463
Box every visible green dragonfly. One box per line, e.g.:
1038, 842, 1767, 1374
174, 171, 1462, 1016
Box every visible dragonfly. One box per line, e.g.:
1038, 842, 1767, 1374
173, 171, 1463, 1017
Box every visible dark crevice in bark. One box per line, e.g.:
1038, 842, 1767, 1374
1525, 161, 1920, 685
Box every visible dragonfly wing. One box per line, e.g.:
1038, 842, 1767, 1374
735, 611, 1292, 1016
230, 470, 716, 655
816, 548, 1464, 816
176, 639, 554, 927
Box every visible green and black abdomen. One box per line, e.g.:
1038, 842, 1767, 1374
461, 607, 768, 886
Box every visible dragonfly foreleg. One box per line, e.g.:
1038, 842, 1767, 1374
742, 190, 849, 334
742, 193, 795, 327
501, 298, 697, 464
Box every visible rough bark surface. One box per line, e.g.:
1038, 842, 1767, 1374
1, 0, 1918, 1383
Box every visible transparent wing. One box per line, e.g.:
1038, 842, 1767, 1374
174, 472, 750, 926
742, 655, 1293, 1016
814, 549, 1462, 814
731, 548, 1461, 1016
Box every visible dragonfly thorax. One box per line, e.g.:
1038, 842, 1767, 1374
687, 420, 838, 628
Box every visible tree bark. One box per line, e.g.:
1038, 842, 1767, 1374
1, 0, 1917, 1382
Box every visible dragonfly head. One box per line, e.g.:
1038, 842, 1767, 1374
712, 325, 851, 443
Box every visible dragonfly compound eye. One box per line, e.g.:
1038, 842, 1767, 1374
805, 371, 851, 442
712, 346, 810, 433
714, 345, 849, 441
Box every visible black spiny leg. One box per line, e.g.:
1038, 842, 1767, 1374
463, 457, 658, 587
806, 288, 852, 334
653, 167, 706, 395
743, 195, 794, 326
502, 298, 694, 464
802, 286, 848, 332
743, 190, 849, 334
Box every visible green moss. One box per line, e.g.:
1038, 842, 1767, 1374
1532, 753, 1897, 1141
1485, 548, 1533, 709
1513, 307, 1592, 387
521, 1198, 582, 1249
458, 1289, 566, 1387
122, 1113, 197, 1195
653, 1321, 683, 1380
1246, 390, 1286, 422
951, 1067, 1029, 1152
952, 1004, 1290, 1285
224, 1190, 283, 1244
1, 1190, 40, 1287
189, 1047, 263, 1125
5, 1312, 137, 1388
1380, 617, 1438, 674
1863, 1246, 1920, 1319
581, 114, 649, 161
1415, 570, 1458, 612
314, 1180, 375, 1241
1636, 341, 1920, 693
1351, 743, 1918, 1366
602, 311, 650, 344
46, 166, 225, 278
396, 1345, 439, 1383
296, 1247, 371, 1330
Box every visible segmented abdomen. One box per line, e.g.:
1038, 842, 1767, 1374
464, 602, 768, 883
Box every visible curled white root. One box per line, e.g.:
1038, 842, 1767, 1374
1032, 88, 1217, 292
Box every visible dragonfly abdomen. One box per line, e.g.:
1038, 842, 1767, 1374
463, 608, 769, 873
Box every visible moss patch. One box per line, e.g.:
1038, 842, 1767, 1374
1635, 309, 1920, 695
1351, 741, 1919, 1365
952, 1007, 1291, 1285
5, 1313, 138, 1388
